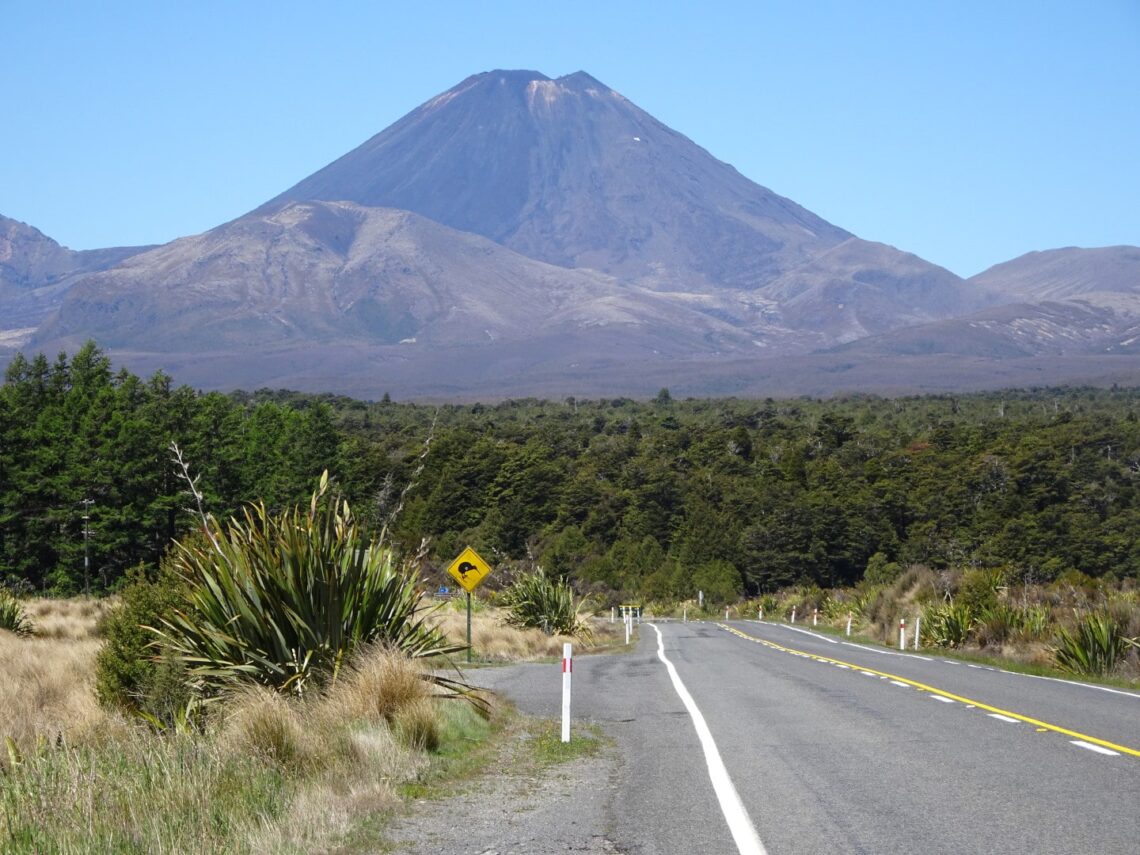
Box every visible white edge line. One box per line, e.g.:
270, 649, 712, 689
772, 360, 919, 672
1011, 670, 1140, 700
780, 624, 839, 644
1070, 740, 1120, 756
650, 624, 767, 855
936, 655, 1140, 701
839, 640, 934, 661
988, 713, 1019, 723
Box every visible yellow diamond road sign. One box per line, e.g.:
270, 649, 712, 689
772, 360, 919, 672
446, 546, 493, 593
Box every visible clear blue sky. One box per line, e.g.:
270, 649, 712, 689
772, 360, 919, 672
3, 1, 1137, 277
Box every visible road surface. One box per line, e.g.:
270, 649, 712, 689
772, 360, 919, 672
469, 619, 1140, 854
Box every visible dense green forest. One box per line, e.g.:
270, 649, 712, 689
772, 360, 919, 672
3, 342, 1139, 600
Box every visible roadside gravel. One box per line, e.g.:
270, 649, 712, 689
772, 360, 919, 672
379, 665, 626, 854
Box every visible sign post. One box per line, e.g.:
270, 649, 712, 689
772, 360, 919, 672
446, 546, 494, 663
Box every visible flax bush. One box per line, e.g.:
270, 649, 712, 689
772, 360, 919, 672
500, 567, 592, 638
1052, 613, 1135, 676
921, 603, 975, 649
154, 473, 465, 699
0, 590, 32, 636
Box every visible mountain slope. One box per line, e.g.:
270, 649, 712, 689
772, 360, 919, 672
260, 70, 855, 291
34, 200, 749, 355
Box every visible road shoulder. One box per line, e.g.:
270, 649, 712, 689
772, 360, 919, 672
378, 712, 624, 854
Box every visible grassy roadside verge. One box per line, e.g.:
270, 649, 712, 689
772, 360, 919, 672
1, 600, 608, 854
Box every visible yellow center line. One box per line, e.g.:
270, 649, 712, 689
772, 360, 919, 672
718, 623, 1140, 759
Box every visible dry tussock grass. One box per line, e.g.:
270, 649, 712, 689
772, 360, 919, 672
0, 631, 111, 758
320, 644, 432, 725
239, 649, 435, 853
433, 609, 572, 660
219, 685, 318, 772
1, 598, 122, 759
22, 596, 114, 640
393, 697, 441, 751
3, 637, 450, 852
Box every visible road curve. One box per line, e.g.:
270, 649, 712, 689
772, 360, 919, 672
468, 620, 1140, 854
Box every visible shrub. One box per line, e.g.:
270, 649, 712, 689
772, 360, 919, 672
0, 590, 33, 636
153, 473, 464, 699
1052, 613, 1134, 676
690, 560, 743, 606
95, 565, 191, 724
500, 567, 592, 637
864, 552, 903, 586
957, 567, 1005, 613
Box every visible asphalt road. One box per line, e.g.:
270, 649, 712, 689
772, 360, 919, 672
468, 619, 1140, 855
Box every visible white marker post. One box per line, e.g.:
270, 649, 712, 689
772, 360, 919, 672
791, 606, 796, 624
625, 611, 631, 644
610, 606, 614, 624
725, 607, 730, 620
914, 615, 921, 650
683, 607, 688, 622
758, 607, 763, 621
813, 608, 818, 626
899, 618, 906, 650
846, 612, 852, 636
561, 642, 572, 743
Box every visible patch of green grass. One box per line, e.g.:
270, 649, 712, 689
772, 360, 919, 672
392, 708, 605, 803
341, 702, 503, 854
530, 719, 605, 767
396, 700, 499, 800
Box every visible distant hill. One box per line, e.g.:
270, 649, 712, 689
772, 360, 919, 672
819, 246, 1140, 366
969, 246, 1140, 300
0, 214, 149, 335
6, 70, 1139, 397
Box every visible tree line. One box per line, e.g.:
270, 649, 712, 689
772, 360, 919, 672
3, 342, 1139, 599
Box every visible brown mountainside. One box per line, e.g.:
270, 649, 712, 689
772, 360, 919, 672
1, 215, 149, 330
